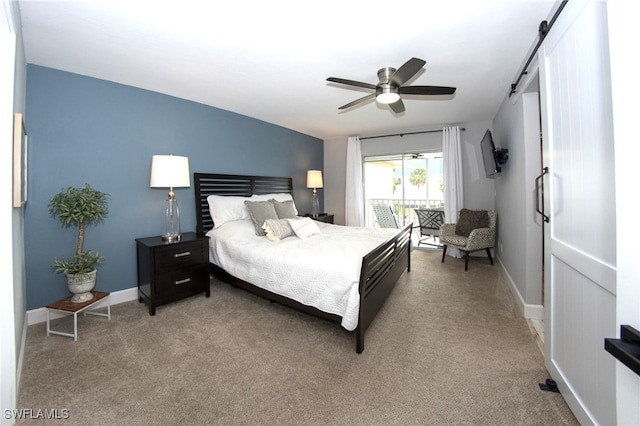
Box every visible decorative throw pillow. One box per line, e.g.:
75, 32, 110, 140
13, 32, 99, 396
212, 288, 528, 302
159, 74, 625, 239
455, 209, 490, 237
244, 200, 279, 236
270, 199, 298, 219
262, 218, 295, 242
287, 217, 320, 239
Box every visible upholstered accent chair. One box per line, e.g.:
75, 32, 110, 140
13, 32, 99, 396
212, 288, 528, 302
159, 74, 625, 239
414, 208, 445, 247
440, 209, 496, 271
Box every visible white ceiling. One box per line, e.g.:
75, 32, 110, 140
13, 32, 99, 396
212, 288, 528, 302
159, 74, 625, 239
18, 0, 556, 140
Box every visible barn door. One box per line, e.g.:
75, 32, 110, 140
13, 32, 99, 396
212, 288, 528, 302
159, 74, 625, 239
538, 1, 617, 424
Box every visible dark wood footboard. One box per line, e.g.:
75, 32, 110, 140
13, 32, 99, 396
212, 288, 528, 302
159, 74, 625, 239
356, 223, 412, 353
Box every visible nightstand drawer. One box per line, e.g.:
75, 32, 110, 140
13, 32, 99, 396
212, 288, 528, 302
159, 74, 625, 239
155, 265, 208, 299
156, 241, 206, 269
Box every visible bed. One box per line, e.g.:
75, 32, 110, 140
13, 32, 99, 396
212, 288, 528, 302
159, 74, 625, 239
194, 172, 412, 353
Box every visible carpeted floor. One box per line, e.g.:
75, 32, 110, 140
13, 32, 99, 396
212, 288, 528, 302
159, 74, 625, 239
17, 249, 577, 425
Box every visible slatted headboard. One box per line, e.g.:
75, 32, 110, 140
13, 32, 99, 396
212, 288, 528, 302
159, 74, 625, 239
194, 173, 294, 235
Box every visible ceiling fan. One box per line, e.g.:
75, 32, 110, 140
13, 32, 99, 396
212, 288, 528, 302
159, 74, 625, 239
327, 57, 456, 113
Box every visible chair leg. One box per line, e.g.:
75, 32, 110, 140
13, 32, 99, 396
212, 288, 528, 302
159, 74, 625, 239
464, 251, 469, 271
486, 248, 494, 265
441, 245, 448, 262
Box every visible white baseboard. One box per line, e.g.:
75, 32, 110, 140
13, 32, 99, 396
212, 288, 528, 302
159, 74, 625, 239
496, 257, 543, 320
523, 303, 544, 320
26, 286, 139, 326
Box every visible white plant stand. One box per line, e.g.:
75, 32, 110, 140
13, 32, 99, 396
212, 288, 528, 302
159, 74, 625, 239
46, 291, 111, 341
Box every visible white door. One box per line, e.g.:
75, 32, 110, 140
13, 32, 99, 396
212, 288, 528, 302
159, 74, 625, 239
539, 1, 617, 424
608, 2, 640, 424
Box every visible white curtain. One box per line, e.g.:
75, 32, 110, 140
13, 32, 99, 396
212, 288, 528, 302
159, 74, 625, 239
443, 126, 464, 258
345, 136, 364, 226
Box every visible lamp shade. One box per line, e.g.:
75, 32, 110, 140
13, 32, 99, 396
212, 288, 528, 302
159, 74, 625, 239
306, 170, 323, 189
150, 155, 190, 188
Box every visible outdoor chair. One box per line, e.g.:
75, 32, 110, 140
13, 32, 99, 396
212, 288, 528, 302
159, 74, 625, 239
414, 208, 445, 247
372, 204, 400, 228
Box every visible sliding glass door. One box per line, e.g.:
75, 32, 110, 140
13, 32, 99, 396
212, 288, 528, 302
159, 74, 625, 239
364, 152, 444, 228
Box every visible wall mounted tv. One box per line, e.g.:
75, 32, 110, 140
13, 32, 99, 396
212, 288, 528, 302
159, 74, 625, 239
480, 129, 509, 177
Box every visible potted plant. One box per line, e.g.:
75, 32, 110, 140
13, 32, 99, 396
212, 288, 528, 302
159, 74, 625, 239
49, 184, 109, 303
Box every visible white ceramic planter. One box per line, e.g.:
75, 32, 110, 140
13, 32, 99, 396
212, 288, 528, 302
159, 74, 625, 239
66, 269, 97, 303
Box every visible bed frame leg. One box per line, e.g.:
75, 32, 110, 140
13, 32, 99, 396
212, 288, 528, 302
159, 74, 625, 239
356, 328, 364, 354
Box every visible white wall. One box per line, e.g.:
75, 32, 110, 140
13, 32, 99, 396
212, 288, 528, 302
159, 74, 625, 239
2, 1, 27, 424
0, 30, 17, 426
324, 136, 348, 225
324, 120, 495, 226
10, 0, 26, 358
493, 81, 543, 311
360, 131, 443, 157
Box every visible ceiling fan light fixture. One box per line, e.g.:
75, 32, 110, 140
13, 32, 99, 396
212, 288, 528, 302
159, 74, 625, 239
376, 86, 400, 104
329, 58, 456, 111
376, 92, 400, 104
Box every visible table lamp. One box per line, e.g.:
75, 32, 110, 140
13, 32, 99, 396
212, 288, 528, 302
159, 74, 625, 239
150, 155, 190, 242
306, 170, 323, 217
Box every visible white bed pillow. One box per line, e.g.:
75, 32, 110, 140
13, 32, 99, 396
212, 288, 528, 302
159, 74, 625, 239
251, 193, 293, 202
288, 217, 320, 239
207, 195, 251, 228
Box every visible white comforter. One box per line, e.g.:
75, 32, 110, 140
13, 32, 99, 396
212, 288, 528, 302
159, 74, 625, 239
206, 219, 400, 331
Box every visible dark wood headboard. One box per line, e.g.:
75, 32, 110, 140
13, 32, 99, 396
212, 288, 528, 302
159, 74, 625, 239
194, 173, 294, 235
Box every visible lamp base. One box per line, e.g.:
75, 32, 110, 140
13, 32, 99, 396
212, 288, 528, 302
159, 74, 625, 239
311, 189, 319, 218
162, 234, 181, 243
162, 197, 181, 243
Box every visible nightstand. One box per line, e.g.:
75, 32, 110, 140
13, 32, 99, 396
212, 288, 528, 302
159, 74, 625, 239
136, 232, 210, 315
306, 213, 334, 224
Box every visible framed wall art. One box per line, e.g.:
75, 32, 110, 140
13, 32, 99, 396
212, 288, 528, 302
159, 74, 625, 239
13, 113, 28, 207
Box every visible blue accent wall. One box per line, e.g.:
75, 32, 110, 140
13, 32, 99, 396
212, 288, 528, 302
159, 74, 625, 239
24, 65, 323, 310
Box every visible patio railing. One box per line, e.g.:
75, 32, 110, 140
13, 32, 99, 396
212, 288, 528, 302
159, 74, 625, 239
367, 198, 444, 228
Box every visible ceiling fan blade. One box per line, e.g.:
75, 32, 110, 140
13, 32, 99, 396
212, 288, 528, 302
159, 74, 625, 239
389, 57, 426, 86
389, 98, 405, 114
327, 77, 377, 90
399, 85, 457, 95
338, 93, 376, 110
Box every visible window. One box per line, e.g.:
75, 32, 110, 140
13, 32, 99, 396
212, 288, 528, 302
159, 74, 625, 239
364, 152, 444, 228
